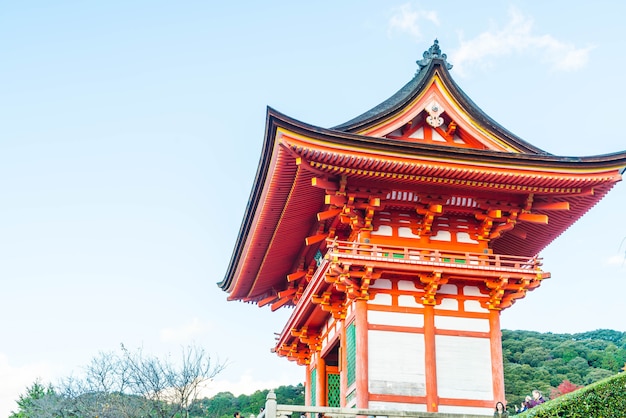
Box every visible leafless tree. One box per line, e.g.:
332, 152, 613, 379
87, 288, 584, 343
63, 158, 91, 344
52, 343, 226, 418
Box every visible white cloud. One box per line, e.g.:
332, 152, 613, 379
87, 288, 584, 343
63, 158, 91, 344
451, 7, 593, 75
606, 253, 626, 267
388, 3, 439, 40
160, 317, 209, 343
0, 353, 57, 418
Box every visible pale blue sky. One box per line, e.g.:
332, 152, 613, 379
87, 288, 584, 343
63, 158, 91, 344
1, 1, 625, 416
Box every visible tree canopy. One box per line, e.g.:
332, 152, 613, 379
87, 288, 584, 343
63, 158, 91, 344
502, 329, 626, 408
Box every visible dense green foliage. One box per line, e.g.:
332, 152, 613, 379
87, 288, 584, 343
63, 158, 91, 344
502, 329, 626, 410
9, 381, 56, 418
517, 372, 626, 417
188, 384, 305, 418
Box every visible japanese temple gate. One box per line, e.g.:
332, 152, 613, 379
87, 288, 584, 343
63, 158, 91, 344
219, 41, 626, 415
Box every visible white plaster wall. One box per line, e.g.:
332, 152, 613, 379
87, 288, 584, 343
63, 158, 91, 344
435, 335, 493, 399
434, 316, 489, 332
370, 278, 392, 289
435, 298, 458, 311
369, 293, 392, 306
398, 280, 418, 291
368, 310, 424, 327
398, 294, 423, 307
430, 230, 451, 241
367, 401, 427, 412
463, 285, 482, 296
464, 299, 488, 312
438, 284, 458, 295
398, 226, 420, 238
371, 225, 393, 236
368, 330, 426, 396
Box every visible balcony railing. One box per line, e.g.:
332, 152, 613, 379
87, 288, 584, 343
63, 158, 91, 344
326, 239, 542, 273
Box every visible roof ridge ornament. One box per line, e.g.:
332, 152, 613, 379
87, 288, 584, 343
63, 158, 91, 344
416, 39, 453, 72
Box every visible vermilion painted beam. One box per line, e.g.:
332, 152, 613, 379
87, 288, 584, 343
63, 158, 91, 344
258, 294, 277, 307
317, 208, 342, 221
533, 201, 570, 210
287, 271, 306, 282
518, 213, 549, 224
325, 195, 347, 206
305, 233, 327, 246
311, 177, 338, 190
271, 297, 291, 311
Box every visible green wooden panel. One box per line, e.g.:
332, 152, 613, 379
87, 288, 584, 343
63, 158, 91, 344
346, 322, 356, 386
327, 373, 341, 407
310, 368, 317, 406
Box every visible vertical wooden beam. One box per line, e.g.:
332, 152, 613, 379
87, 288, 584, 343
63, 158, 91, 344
317, 356, 327, 406
489, 310, 506, 404
423, 304, 438, 412
355, 299, 369, 409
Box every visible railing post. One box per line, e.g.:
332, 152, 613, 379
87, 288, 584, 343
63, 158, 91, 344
265, 390, 277, 418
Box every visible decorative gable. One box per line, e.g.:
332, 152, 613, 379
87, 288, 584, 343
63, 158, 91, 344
359, 79, 513, 152
383, 100, 486, 149
335, 40, 543, 154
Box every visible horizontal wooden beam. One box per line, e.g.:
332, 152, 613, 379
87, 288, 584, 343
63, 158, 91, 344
518, 213, 549, 224
258, 294, 277, 307
533, 201, 570, 211
429, 204, 443, 213
311, 177, 338, 190
487, 209, 502, 218
287, 271, 306, 282
317, 208, 342, 221
271, 297, 292, 311
325, 194, 346, 206
305, 233, 327, 246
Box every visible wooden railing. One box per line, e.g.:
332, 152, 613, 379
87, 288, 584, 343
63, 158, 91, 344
326, 239, 542, 272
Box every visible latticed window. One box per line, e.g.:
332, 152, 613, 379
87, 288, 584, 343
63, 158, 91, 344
327, 373, 340, 407
346, 322, 356, 386
310, 368, 317, 406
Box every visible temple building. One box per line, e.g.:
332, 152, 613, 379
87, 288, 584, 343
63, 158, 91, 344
218, 41, 626, 415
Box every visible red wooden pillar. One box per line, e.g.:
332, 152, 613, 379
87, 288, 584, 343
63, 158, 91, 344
317, 356, 327, 406
489, 310, 505, 403
340, 322, 348, 407
355, 298, 369, 408
423, 304, 438, 412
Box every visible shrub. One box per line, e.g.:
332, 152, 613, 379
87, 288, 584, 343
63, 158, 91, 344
519, 372, 626, 417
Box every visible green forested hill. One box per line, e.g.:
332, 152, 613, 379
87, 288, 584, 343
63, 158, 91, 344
193, 329, 626, 417
502, 329, 626, 408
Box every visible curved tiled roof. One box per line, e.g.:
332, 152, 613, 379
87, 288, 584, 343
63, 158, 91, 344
218, 109, 626, 302
218, 42, 626, 305
333, 40, 547, 155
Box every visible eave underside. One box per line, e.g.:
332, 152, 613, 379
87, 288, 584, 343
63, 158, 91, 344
224, 138, 622, 304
